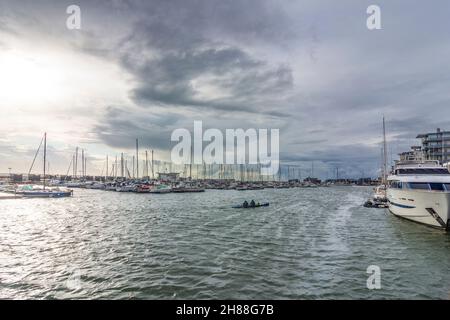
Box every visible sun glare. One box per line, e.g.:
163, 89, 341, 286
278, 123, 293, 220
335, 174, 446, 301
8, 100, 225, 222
0, 50, 67, 107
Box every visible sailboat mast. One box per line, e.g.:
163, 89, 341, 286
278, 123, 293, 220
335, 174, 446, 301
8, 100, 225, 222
383, 116, 388, 185
115, 155, 118, 179
132, 155, 135, 179
151, 150, 154, 179
82, 149, 85, 180
121, 153, 124, 179
43, 132, 47, 190
145, 150, 148, 178
190, 145, 193, 180
136, 139, 139, 179
75, 147, 78, 179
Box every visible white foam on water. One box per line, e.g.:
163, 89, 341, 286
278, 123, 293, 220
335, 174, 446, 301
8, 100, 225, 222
327, 190, 366, 253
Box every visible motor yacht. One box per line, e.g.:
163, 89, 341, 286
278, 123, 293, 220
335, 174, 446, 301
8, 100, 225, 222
387, 160, 450, 230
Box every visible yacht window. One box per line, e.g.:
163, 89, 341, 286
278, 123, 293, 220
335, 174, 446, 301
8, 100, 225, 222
407, 183, 430, 190
397, 168, 450, 175
430, 183, 445, 191
444, 184, 450, 191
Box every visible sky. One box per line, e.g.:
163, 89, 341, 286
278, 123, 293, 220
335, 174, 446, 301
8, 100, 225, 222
1, 0, 450, 179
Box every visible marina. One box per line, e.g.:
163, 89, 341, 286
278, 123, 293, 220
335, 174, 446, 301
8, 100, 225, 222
0, 134, 350, 196
1, 0, 450, 303
2, 127, 450, 299
1, 123, 450, 300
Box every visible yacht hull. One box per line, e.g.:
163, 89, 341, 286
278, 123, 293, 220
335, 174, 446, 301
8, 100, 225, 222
387, 188, 450, 230
22, 191, 72, 198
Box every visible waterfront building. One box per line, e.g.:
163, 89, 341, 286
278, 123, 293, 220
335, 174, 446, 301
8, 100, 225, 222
157, 172, 180, 182
417, 128, 450, 164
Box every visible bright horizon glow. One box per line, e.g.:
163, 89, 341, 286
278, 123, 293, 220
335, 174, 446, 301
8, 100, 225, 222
0, 40, 136, 175
0, 50, 69, 105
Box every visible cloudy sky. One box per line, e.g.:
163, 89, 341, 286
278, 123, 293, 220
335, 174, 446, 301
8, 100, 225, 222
1, 0, 450, 178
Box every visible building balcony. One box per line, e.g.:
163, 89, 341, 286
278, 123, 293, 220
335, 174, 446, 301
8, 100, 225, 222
424, 146, 450, 151
424, 137, 450, 143
427, 152, 450, 157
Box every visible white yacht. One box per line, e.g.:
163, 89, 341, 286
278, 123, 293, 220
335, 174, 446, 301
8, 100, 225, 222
387, 160, 450, 230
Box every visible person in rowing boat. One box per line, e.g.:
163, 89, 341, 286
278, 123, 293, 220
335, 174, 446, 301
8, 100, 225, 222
243, 200, 249, 208
250, 200, 256, 207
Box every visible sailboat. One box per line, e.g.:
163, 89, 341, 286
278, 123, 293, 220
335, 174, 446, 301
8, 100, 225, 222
21, 133, 73, 198
364, 117, 388, 208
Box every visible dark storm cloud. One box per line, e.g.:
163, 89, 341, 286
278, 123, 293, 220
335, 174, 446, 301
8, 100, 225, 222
95, 106, 185, 150
118, 19, 294, 116
108, 0, 297, 47
94, 105, 287, 154
84, 0, 298, 160
282, 144, 380, 163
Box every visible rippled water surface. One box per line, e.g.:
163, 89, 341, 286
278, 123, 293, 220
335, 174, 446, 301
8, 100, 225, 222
1, 186, 450, 299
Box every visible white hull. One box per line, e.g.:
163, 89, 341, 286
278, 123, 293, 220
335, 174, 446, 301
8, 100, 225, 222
387, 188, 450, 229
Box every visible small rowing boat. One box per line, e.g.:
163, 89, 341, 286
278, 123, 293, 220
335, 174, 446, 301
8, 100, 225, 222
232, 202, 270, 209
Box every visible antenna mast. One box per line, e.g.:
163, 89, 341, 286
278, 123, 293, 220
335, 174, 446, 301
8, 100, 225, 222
383, 116, 388, 185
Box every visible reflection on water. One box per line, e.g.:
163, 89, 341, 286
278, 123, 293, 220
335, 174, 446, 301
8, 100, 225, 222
1, 186, 450, 299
